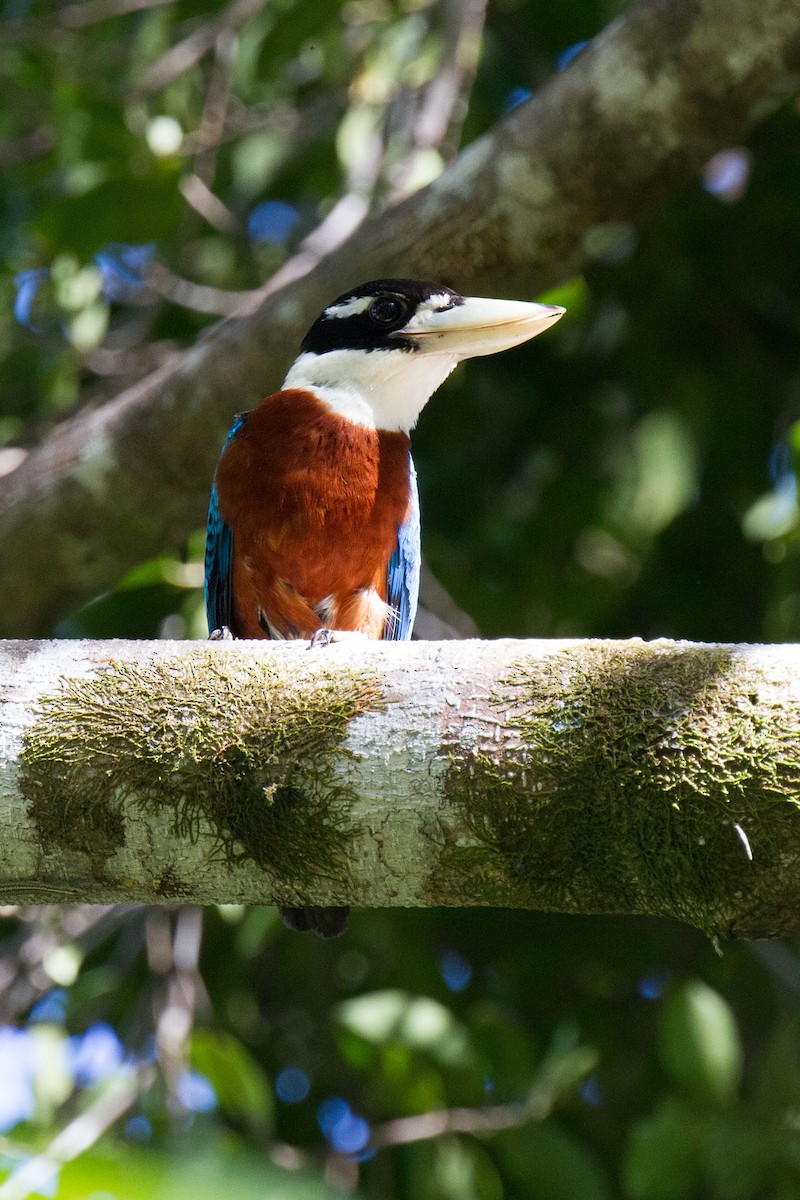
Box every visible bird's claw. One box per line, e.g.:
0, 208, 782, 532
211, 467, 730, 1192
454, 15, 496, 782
308, 628, 368, 649
209, 625, 234, 641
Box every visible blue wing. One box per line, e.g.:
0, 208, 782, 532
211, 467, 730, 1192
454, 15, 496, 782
204, 414, 247, 634
385, 453, 420, 641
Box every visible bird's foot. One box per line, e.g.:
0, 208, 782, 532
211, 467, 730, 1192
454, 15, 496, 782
208, 625, 234, 641
309, 628, 368, 649
279, 905, 349, 938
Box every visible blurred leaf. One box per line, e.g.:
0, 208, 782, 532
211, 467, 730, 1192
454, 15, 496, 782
190, 1030, 273, 1133
55, 1140, 344, 1199
613, 410, 698, 537
495, 1121, 611, 1200
741, 481, 798, 543
703, 1117, 776, 1200
35, 178, 182, 257
31, 1025, 73, 1116
470, 1003, 539, 1096
751, 1020, 800, 1115
539, 275, 591, 319
658, 982, 742, 1108
429, 1136, 504, 1200
624, 1097, 704, 1200
337, 990, 469, 1064
338, 989, 410, 1042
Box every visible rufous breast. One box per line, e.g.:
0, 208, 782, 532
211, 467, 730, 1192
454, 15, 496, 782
215, 388, 412, 638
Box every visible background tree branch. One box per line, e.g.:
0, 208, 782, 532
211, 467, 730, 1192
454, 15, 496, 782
1, 0, 799, 637
3, 636, 800, 939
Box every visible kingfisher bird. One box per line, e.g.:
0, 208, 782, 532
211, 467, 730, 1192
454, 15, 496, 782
205, 278, 564, 937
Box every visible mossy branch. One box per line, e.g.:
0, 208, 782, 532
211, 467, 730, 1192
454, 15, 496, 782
2, 637, 800, 939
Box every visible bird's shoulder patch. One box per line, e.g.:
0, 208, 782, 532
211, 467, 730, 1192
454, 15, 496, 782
385, 454, 420, 641
205, 412, 249, 634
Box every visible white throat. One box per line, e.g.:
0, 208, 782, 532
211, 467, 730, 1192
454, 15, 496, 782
282, 347, 458, 432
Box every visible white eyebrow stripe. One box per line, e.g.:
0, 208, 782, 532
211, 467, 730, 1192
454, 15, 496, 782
324, 296, 373, 319
422, 293, 457, 311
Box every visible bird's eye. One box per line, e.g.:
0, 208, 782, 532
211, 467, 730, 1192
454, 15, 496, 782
368, 295, 407, 326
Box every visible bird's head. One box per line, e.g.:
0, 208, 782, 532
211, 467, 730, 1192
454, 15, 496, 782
283, 279, 564, 433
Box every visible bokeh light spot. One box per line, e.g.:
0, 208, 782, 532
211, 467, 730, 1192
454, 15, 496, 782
176, 1070, 217, 1113
439, 949, 473, 992
275, 1066, 311, 1104
703, 148, 752, 202
70, 1023, 124, 1086
247, 201, 300, 245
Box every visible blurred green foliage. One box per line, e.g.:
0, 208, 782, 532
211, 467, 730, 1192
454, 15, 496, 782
2, 0, 800, 1196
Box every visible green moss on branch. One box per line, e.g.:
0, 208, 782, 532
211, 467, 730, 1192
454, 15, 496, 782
21, 649, 383, 898
439, 643, 800, 937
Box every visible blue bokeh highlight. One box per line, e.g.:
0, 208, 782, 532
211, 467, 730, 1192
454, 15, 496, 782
638, 969, 672, 1000
439, 949, 473, 992
557, 41, 588, 70
503, 87, 532, 114
94, 242, 156, 301
0, 1028, 35, 1132
275, 1066, 311, 1104
70, 1022, 124, 1087
29, 990, 67, 1024
13, 268, 49, 330
317, 1096, 371, 1154
176, 1070, 217, 1113
247, 201, 300, 245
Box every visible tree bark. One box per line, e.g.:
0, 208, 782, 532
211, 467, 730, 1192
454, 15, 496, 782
3, 636, 800, 939
1, 0, 799, 635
